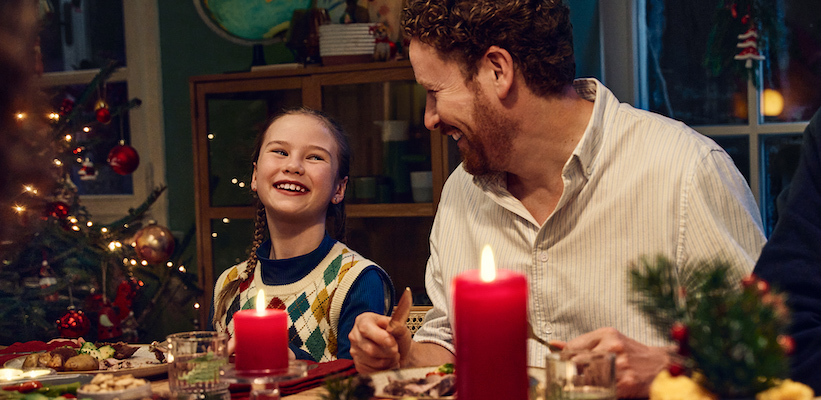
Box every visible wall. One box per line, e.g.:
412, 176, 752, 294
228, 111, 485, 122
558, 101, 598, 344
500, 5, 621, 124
155, 0, 601, 337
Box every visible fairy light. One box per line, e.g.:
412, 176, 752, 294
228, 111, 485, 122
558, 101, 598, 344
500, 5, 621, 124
13, 205, 25, 213
75, 157, 83, 164
48, 112, 60, 121
211, 232, 218, 238
86, 221, 93, 227
207, 133, 215, 140
130, 259, 137, 266
193, 303, 201, 309
222, 218, 230, 223
166, 261, 173, 267
71, 225, 80, 231
82, 126, 90, 133
64, 134, 72, 142
53, 159, 63, 167
238, 182, 246, 188
123, 258, 129, 265
69, 217, 77, 224
140, 260, 148, 266
178, 266, 186, 273
231, 178, 238, 184
15, 112, 25, 121
108, 242, 118, 251
101, 227, 108, 233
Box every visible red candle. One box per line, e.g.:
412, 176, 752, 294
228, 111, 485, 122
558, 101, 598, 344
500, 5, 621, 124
453, 246, 528, 400
233, 290, 289, 373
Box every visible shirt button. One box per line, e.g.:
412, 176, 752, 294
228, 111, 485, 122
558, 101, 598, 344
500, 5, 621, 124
538, 252, 548, 262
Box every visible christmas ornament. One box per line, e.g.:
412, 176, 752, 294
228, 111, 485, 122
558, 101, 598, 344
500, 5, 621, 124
734, 26, 765, 68
94, 99, 112, 124
113, 278, 139, 320
97, 301, 122, 340
632, 257, 792, 398
78, 157, 97, 180
56, 306, 91, 338
107, 142, 140, 175
132, 223, 175, 264
58, 98, 75, 116
39, 259, 59, 302
44, 201, 70, 219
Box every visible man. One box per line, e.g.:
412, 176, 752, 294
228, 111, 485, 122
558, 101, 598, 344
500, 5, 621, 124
349, 0, 766, 397
754, 107, 821, 393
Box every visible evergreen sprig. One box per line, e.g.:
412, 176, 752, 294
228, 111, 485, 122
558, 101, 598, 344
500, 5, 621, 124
631, 255, 790, 397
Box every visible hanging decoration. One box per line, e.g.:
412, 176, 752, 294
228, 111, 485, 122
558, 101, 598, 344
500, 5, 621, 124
78, 157, 97, 180
97, 300, 123, 340
107, 141, 140, 175
44, 200, 70, 220
94, 100, 112, 124
703, 0, 784, 87
39, 258, 59, 302
132, 223, 176, 264
56, 281, 91, 338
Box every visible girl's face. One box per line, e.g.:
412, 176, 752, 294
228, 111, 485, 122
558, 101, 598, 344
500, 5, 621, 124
251, 114, 347, 225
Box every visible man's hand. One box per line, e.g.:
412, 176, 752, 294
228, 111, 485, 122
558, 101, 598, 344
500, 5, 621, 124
551, 327, 673, 398
348, 311, 413, 373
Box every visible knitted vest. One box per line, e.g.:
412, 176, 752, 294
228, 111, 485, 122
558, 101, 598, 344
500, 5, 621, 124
214, 242, 371, 362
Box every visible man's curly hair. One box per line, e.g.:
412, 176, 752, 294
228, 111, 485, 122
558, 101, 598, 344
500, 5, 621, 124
402, 0, 575, 97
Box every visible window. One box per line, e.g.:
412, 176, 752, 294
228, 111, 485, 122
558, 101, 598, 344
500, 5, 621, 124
600, 0, 820, 236
37, 0, 166, 224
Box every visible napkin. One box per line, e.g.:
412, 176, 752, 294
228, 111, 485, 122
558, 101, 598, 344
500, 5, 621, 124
229, 359, 357, 398
0, 340, 79, 365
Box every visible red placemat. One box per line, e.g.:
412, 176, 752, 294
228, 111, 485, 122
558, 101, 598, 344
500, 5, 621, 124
229, 359, 357, 399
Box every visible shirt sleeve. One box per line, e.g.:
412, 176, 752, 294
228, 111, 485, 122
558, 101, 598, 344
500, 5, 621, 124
754, 108, 821, 393
677, 147, 766, 284
335, 266, 395, 359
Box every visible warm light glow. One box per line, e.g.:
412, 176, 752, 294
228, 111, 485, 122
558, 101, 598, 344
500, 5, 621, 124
13, 205, 25, 213
23, 185, 34, 193
71, 225, 80, 231
480, 245, 496, 282
141, 260, 148, 266
231, 178, 238, 184
108, 242, 118, 251
83, 126, 90, 133
75, 157, 83, 164
123, 258, 128, 264
207, 133, 215, 140
222, 218, 230, 223
193, 303, 200, 309
762, 89, 784, 117
130, 259, 137, 266
238, 182, 246, 188
48, 112, 60, 121
166, 261, 173, 267
178, 266, 186, 273
86, 221, 93, 227
15, 113, 25, 120
256, 289, 266, 312
0, 368, 22, 380
101, 227, 108, 233
69, 217, 77, 223
64, 134, 72, 142
211, 232, 218, 238
54, 159, 63, 166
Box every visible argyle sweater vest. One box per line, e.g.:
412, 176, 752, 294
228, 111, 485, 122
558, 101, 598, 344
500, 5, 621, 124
213, 242, 371, 362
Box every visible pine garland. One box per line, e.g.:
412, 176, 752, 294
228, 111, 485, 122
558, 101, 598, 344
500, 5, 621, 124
631, 255, 791, 398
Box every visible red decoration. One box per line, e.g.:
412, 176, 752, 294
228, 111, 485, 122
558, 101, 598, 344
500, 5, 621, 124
97, 301, 122, 340
78, 158, 97, 181
777, 335, 795, 356
133, 224, 175, 264
670, 321, 689, 343
668, 363, 686, 377
94, 99, 111, 124
59, 98, 75, 116
107, 144, 140, 175
113, 278, 139, 321
44, 201, 70, 219
57, 307, 91, 338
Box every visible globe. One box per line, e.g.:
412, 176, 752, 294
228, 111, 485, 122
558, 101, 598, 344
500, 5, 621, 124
194, 0, 347, 45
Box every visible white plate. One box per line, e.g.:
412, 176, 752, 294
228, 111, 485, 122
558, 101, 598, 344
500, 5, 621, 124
369, 366, 545, 399
4, 345, 167, 378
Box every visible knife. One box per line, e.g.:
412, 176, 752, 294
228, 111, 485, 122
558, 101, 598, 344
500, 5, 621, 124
387, 287, 412, 334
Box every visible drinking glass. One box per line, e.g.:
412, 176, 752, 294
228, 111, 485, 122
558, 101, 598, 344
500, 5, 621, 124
545, 350, 616, 400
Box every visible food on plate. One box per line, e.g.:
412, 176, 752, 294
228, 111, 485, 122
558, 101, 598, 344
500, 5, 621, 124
382, 364, 456, 398
18, 342, 159, 372
1, 380, 82, 400
79, 373, 147, 393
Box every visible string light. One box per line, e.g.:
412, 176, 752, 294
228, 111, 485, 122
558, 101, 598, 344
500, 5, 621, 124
71, 225, 80, 231
238, 182, 246, 188
193, 303, 200, 309
82, 126, 90, 133
53, 159, 63, 167
166, 261, 173, 267
23, 185, 37, 195
222, 218, 230, 223
64, 134, 72, 142
13, 205, 25, 213
207, 133, 215, 140
123, 258, 129, 265
108, 241, 122, 251
231, 178, 238, 184
16, 112, 25, 120
178, 266, 186, 273
69, 217, 77, 224
86, 221, 93, 227
130, 259, 137, 266
211, 232, 218, 238
48, 112, 60, 121
101, 227, 108, 233
140, 260, 148, 266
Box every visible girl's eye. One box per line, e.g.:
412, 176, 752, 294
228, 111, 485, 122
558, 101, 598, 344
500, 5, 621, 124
308, 155, 324, 161
271, 149, 287, 156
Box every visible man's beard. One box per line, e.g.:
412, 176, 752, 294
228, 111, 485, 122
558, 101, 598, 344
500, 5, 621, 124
459, 90, 518, 176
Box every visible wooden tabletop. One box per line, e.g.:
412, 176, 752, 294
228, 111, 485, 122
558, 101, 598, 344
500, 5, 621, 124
149, 379, 329, 399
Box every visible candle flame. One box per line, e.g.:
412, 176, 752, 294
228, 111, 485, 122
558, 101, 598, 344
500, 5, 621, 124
480, 245, 496, 282
256, 289, 266, 312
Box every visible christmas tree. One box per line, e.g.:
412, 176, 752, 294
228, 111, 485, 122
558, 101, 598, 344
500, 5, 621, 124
0, 61, 201, 345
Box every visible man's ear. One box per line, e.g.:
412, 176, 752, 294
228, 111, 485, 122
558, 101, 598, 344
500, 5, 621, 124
484, 45, 514, 99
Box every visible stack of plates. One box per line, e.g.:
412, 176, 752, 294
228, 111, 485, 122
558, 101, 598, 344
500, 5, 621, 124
319, 23, 376, 65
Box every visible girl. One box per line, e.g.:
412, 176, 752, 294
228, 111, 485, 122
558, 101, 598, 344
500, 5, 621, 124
212, 108, 394, 362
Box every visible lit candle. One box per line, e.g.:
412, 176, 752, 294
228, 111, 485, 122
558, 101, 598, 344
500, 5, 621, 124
233, 289, 289, 373
453, 245, 528, 400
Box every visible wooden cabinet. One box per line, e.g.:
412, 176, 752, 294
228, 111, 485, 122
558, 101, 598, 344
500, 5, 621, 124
190, 61, 458, 327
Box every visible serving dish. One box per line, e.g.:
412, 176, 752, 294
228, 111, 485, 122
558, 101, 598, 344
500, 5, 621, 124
369, 366, 546, 399
3, 345, 166, 378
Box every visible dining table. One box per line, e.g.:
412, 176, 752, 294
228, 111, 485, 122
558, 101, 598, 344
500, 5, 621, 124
148, 379, 330, 399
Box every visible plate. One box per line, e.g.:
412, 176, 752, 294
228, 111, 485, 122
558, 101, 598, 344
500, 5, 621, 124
369, 366, 545, 399
3, 345, 167, 378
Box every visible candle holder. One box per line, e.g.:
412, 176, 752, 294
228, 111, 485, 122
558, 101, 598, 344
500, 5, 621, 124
219, 360, 309, 400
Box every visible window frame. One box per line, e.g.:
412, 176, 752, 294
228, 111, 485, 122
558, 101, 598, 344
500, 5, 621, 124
598, 0, 810, 228
37, 0, 167, 226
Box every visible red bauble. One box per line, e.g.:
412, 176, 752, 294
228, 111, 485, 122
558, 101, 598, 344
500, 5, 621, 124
44, 201, 70, 219
107, 144, 140, 175
778, 335, 796, 356
133, 224, 175, 264
668, 363, 686, 377
57, 307, 91, 338
59, 98, 75, 116
670, 321, 689, 343
95, 107, 112, 124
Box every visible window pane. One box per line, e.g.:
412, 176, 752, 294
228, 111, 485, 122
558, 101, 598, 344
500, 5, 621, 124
709, 135, 750, 184
762, 0, 821, 122
760, 134, 803, 235
645, 1, 748, 125
39, 0, 126, 72
210, 218, 253, 279
45, 81, 134, 195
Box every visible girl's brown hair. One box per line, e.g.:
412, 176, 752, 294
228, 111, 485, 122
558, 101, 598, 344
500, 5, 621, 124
212, 107, 351, 329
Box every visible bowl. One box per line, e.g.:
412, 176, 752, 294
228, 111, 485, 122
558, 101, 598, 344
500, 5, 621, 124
77, 379, 151, 400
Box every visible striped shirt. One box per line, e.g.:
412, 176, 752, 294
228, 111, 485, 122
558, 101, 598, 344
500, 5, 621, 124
412, 78, 767, 367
